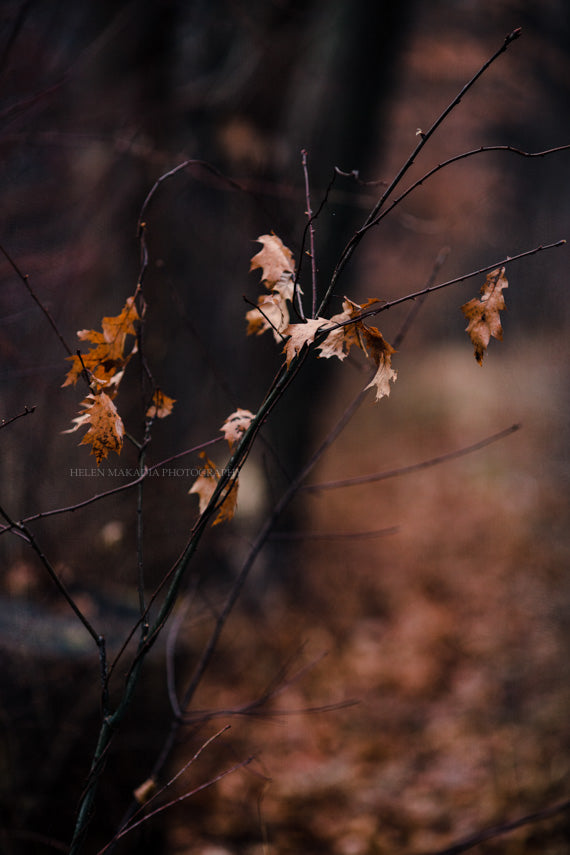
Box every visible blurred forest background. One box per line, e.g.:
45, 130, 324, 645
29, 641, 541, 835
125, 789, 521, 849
0, 0, 569, 853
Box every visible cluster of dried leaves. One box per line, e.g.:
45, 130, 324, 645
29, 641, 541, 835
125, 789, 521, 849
63, 235, 508, 524
62, 290, 175, 464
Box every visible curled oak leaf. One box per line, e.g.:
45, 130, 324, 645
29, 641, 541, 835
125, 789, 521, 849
282, 318, 330, 366
361, 327, 398, 401
221, 408, 254, 449
189, 451, 239, 526
63, 392, 124, 465
250, 234, 295, 289
246, 293, 290, 341
146, 388, 176, 420
461, 267, 508, 364
63, 295, 140, 388
316, 297, 379, 361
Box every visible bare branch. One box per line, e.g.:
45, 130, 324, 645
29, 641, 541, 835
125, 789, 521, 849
0, 404, 36, 430
0, 241, 73, 356
367, 143, 570, 231
421, 797, 570, 855
301, 149, 317, 318
303, 424, 521, 493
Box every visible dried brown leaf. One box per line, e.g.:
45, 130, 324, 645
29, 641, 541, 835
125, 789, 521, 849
246, 293, 290, 340
282, 318, 330, 366
250, 234, 295, 288
461, 267, 508, 365
146, 388, 176, 420
221, 408, 255, 449
63, 295, 140, 388
63, 392, 124, 465
189, 452, 238, 525
361, 327, 397, 401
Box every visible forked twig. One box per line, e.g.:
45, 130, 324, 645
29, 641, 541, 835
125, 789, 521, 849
318, 27, 523, 314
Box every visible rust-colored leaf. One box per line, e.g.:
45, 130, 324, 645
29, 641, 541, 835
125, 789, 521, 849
189, 452, 238, 526
146, 388, 176, 420
63, 392, 124, 465
461, 267, 508, 365
63, 295, 140, 389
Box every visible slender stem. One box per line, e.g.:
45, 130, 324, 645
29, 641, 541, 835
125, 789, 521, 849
0, 437, 223, 535
301, 149, 318, 318
136, 451, 148, 629
0, 241, 74, 356
302, 424, 521, 492
317, 28, 522, 315
365, 28, 522, 228
353, 240, 566, 324
0, 504, 101, 645
137, 159, 246, 230
0, 404, 36, 430
366, 143, 570, 232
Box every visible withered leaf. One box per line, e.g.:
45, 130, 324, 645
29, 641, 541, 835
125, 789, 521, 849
461, 267, 508, 365
282, 318, 330, 366
316, 297, 380, 361
361, 326, 397, 400
63, 295, 140, 389
146, 388, 176, 420
250, 234, 295, 288
221, 408, 254, 449
63, 392, 124, 465
189, 452, 238, 526
246, 293, 290, 341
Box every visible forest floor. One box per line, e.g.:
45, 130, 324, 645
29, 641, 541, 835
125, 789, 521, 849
165, 335, 570, 855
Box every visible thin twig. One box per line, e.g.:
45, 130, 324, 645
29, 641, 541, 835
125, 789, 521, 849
98, 726, 232, 855
0, 436, 223, 535
421, 797, 570, 855
137, 159, 246, 231
0, 404, 36, 430
301, 149, 318, 318
0, 504, 101, 645
366, 142, 570, 232
101, 757, 254, 850
0, 242, 73, 355
327, 240, 566, 333
392, 247, 450, 350
303, 424, 521, 493
243, 294, 288, 341
317, 27, 523, 314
